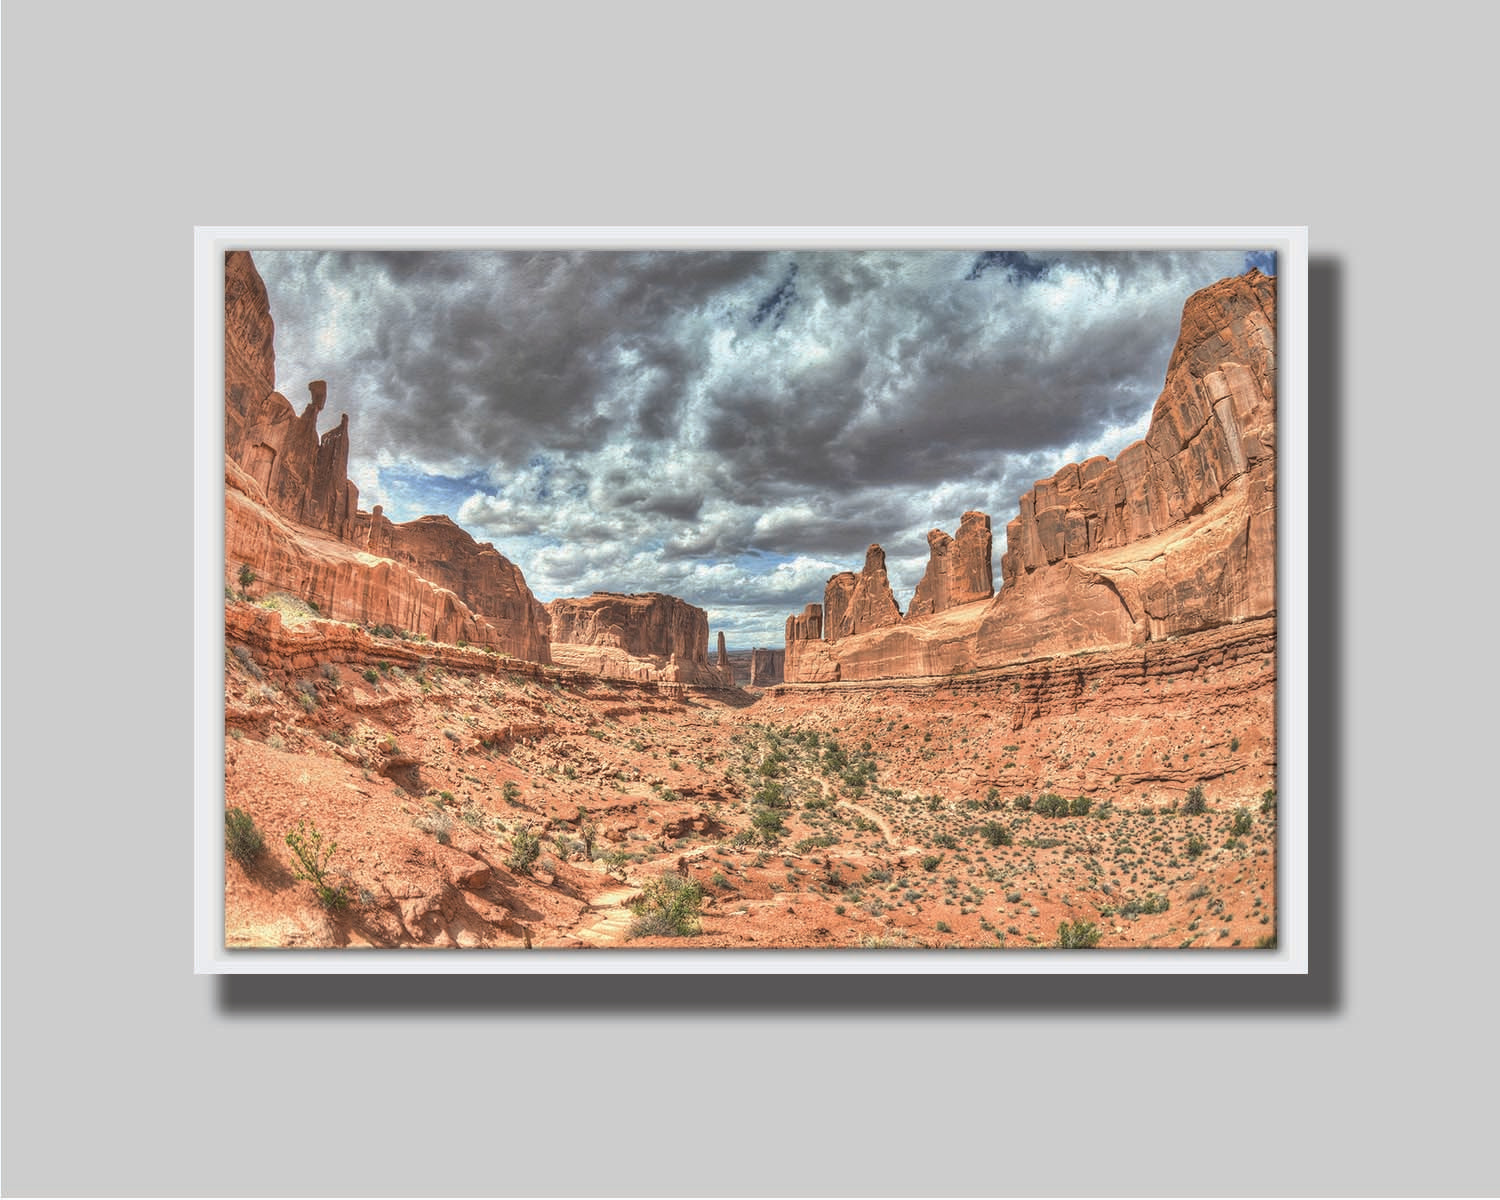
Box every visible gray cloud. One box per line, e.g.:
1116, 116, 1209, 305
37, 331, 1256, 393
252, 245, 1262, 646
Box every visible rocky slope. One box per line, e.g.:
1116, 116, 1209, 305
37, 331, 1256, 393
785, 269, 1276, 683
223, 250, 551, 661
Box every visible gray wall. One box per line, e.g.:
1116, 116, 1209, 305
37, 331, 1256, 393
4, 3, 1490, 1195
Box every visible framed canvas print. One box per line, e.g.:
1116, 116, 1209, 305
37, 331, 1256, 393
194, 227, 1308, 974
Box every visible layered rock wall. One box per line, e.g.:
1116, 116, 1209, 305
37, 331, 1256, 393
546, 593, 731, 687
546, 593, 709, 662
224, 250, 551, 660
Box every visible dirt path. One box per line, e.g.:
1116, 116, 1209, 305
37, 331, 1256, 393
836, 798, 921, 854
570, 884, 642, 945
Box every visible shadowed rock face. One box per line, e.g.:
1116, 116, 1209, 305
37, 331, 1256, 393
749, 648, 785, 686
224, 250, 551, 661
782, 269, 1277, 683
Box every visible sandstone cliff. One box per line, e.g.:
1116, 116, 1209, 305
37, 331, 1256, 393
907, 511, 994, 618
823, 545, 902, 640
224, 250, 551, 661
749, 648, 785, 687
783, 269, 1277, 683
546, 593, 730, 688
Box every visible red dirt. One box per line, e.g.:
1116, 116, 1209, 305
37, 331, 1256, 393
223, 601, 1277, 951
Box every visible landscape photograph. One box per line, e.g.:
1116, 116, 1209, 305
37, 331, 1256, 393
220, 241, 1280, 952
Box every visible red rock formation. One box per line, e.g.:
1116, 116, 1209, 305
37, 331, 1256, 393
782, 269, 1277, 683
224, 250, 551, 661
547, 593, 708, 662
749, 648, 785, 686
546, 593, 729, 687
226, 460, 549, 658
907, 510, 994, 618
823, 545, 902, 640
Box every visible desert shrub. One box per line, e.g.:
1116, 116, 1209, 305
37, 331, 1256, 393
1120, 892, 1170, 916
1230, 736, 1241, 752
231, 644, 264, 679
979, 820, 1013, 848
363, 667, 379, 684
628, 874, 702, 938
1186, 833, 1207, 858
1182, 785, 1208, 815
238, 564, 256, 592
507, 828, 541, 875
1232, 807, 1253, 836
751, 807, 785, 844
755, 780, 787, 808
320, 662, 341, 683
1055, 919, 1101, 948
1260, 788, 1277, 814
602, 848, 630, 875
1013, 793, 1032, 812
502, 781, 522, 805
920, 854, 942, 872
1035, 792, 1068, 818
224, 807, 265, 864
1070, 795, 1093, 817
414, 806, 452, 845
285, 820, 349, 910
932, 832, 958, 849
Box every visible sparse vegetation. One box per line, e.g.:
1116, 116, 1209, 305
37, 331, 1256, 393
628, 874, 703, 938
1182, 785, 1208, 815
1055, 919, 1101, 948
225, 807, 265, 864
507, 828, 541, 875
285, 820, 348, 910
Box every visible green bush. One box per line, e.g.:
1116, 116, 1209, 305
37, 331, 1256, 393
1070, 795, 1093, 817
1120, 892, 1170, 916
1035, 792, 1068, 818
1260, 788, 1277, 814
237, 564, 256, 592
363, 667, 379, 684
285, 820, 348, 910
1182, 785, 1208, 815
755, 780, 787, 808
920, 854, 942, 872
628, 874, 702, 938
979, 820, 1013, 848
224, 807, 264, 864
1014, 793, 1033, 812
751, 807, 785, 844
1186, 833, 1207, 858
1231, 807, 1253, 836
507, 828, 541, 875
1056, 919, 1102, 948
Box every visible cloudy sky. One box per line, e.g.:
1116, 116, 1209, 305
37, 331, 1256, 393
252, 245, 1274, 648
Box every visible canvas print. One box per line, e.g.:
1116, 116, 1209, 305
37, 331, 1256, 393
222, 242, 1279, 951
